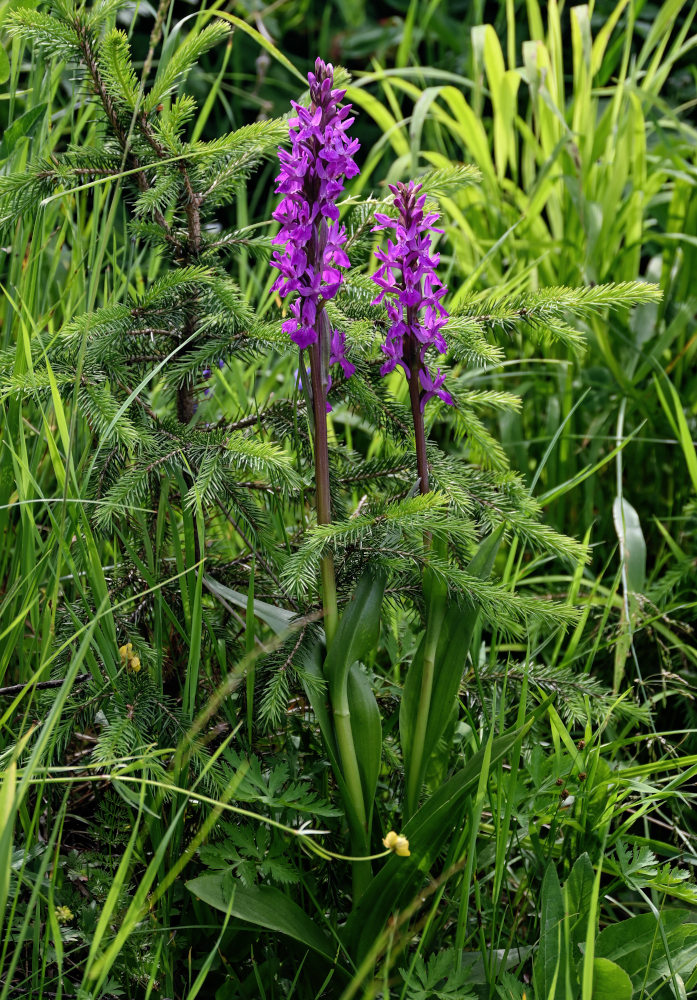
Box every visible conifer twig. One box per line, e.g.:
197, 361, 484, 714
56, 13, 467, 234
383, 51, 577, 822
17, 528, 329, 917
0, 673, 91, 697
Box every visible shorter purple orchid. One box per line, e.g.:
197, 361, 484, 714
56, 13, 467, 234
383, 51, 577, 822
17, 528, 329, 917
371, 181, 454, 411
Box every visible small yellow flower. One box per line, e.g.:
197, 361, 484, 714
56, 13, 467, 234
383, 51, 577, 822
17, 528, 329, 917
382, 830, 410, 856
55, 905, 73, 924
118, 642, 133, 664
119, 642, 142, 673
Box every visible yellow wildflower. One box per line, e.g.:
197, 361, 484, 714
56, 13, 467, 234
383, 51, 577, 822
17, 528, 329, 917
382, 830, 410, 856
119, 642, 143, 673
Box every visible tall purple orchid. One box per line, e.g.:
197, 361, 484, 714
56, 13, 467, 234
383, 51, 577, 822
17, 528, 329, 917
372, 181, 453, 493
270, 59, 358, 365
270, 58, 359, 644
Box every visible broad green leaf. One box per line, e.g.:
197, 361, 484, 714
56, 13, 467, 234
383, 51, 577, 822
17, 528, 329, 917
186, 876, 340, 965
481, 25, 520, 179
612, 496, 646, 691
565, 853, 596, 951
595, 910, 697, 994
300, 645, 339, 775
570, 5, 591, 151
300, 644, 365, 846
400, 607, 456, 811
0, 45, 9, 86
318, 571, 385, 850
324, 570, 386, 705
590, 957, 632, 1000
203, 575, 295, 635
347, 662, 381, 825
400, 548, 448, 819
533, 864, 565, 1000
0, 104, 47, 161
438, 85, 496, 185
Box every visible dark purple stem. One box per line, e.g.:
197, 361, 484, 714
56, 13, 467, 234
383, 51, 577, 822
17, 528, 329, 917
309, 292, 338, 642
408, 368, 429, 495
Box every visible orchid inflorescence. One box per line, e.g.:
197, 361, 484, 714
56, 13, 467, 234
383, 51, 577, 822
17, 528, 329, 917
270, 57, 359, 382
372, 181, 453, 410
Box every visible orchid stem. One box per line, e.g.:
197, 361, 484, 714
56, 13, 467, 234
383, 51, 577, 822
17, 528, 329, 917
309, 330, 338, 648
408, 362, 429, 496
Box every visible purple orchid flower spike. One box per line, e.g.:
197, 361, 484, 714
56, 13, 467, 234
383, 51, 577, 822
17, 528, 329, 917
371, 181, 453, 492
371, 180, 452, 408
270, 57, 359, 377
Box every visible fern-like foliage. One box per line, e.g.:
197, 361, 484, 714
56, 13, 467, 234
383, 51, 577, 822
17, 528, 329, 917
0, 2, 299, 550
616, 840, 697, 904
399, 948, 476, 1000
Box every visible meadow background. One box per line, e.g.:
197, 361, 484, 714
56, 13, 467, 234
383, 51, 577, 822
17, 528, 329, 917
1, 0, 697, 998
